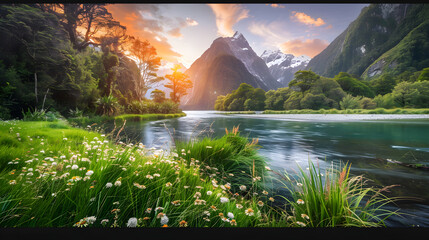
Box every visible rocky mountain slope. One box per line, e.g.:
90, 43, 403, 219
260, 49, 310, 86
305, 3, 429, 79
182, 32, 281, 109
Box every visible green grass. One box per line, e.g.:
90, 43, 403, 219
114, 113, 186, 122
263, 108, 429, 114
0, 120, 272, 227
0, 120, 401, 227
276, 160, 401, 227
175, 127, 267, 193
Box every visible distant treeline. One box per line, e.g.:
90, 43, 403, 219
215, 69, 429, 111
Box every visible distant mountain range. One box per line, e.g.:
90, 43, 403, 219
260, 49, 310, 86
182, 32, 308, 109
181, 3, 429, 109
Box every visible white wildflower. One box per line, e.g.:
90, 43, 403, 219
127, 217, 138, 227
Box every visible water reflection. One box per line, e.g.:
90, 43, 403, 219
113, 111, 429, 226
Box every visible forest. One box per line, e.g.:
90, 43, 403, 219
0, 4, 192, 120
215, 69, 429, 111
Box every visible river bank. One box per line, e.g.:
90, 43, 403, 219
231, 113, 429, 121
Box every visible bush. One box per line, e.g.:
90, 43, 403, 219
126, 100, 180, 114
22, 108, 63, 121
339, 94, 361, 110
96, 95, 120, 116
175, 127, 267, 192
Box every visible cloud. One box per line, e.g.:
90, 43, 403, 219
266, 4, 285, 9
106, 4, 182, 62
207, 4, 249, 37
186, 17, 199, 26
248, 21, 291, 47
290, 11, 326, 27
279, 38, 329, 57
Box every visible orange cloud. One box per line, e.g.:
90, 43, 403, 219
106, 4, 184, 62
290, 11, 325, 27
207, 4, 249, 37
186, 17, 199, 26
267, 4, 285, 9
280, 38, 329, 58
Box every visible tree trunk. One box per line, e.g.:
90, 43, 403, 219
34, 72, 38, 104
42, 88, 50, 111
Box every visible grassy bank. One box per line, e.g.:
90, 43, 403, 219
0, 120, 274, 227
0, 120, 400, 227
263, 108, 429, 114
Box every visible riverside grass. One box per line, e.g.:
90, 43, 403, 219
276, 160, 402, 227
0, 120, 400, 227
263, 108, 429, 114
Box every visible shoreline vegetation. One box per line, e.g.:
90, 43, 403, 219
0, 120, 401, 227
262, 108, 429, 115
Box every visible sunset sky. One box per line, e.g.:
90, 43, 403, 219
107, 3, 369, 69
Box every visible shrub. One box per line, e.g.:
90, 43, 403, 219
96, 95, 120, 116
339, 94, 362, 110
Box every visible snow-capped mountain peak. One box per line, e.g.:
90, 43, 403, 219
260, 49, 311, 86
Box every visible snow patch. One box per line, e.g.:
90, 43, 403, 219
360, 45, 366, 54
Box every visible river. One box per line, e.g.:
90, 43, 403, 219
111, 111, 429, 227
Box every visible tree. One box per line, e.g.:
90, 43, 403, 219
165, 64, 193, 104
150, 89, 166, 103
264, 88, 291, 110
339, 94, 362, 110
371, 73, 396, 95
100, 50, 119, 96
214, 95, 226, 111
359, 97, 376, 109
248, 88, 266, 110
373, 93, 397, 109
391, 81, 418, 107
300, 93, 329, 110
129, 38, 163, 101
38, 4, 126, 51
0, 4, 66, 108
417, 67, 429, 81
334, 72, 374, 98
288, 70, 320, 93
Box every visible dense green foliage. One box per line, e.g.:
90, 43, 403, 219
215, 69, 429, 111
0, 4, 184, 120
214, 83, 266, 111
307, 4, 429, 79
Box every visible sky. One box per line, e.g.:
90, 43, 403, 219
106, 3, 369, 69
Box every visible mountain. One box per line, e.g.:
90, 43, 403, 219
260, 49, 310, 86
305, 3, 429, 79
182, 31, 281, 110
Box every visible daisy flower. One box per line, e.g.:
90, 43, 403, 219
244, 208, 254, 216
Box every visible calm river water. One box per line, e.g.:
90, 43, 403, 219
113, 111, 429, 227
